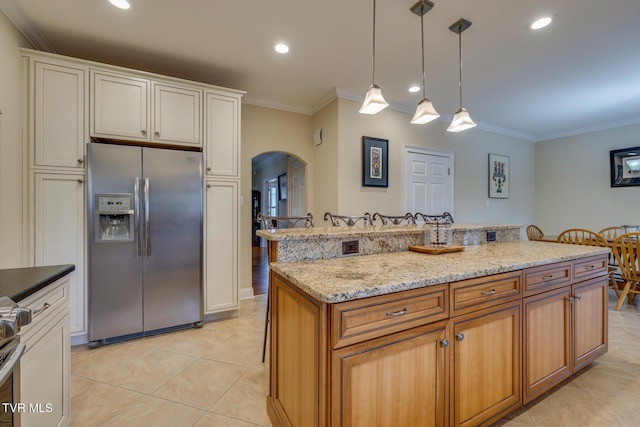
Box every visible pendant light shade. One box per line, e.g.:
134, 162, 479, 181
410, 0, 439, 125
447, 107, 476, 132
447, 18, 476, 132
360, 84, 389, 114
360, 0, 388, 115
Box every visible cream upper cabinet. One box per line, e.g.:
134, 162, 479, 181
32, 171, 86, 337
91, 70, 203, 147
90, 70, 150, 142
153, 83, 202, 146
205, 92, 240, 177
31, 60, 87, 169
204, 180, 238, 314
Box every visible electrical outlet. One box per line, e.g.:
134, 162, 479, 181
487, 231, 497, 242
342, 240, 359, 255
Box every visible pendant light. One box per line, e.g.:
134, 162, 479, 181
359, 0, 389, 114
410, 0, 439, 125
447, 18, 476, 132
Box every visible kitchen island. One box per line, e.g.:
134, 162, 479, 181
265, 241, 610, 427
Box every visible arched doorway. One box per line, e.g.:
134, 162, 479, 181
251, 151, 307, 295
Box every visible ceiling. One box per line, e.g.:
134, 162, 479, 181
2, 0, 640, 142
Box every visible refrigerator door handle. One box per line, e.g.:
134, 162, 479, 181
134, 177, 141, 258
144, 177, 150, 257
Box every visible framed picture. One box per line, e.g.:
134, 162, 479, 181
488, 153, 509, 198
278, 173, 287, 201
610, 146, 640, 187
362, 136, 388, 187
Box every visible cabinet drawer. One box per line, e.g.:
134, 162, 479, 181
524, 262, 572, 296
450, 271, 522, 316
331, 284, 448, 349
573, 255, 608, 282
19, 275, 69, 337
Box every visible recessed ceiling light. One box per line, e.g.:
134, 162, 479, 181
274, 44, 289, 54
409, 86, 420, 93
529, 16, 553, 30
109, 0, 131, 9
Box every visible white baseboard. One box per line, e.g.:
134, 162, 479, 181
240, 287, 255, 300
71, 334, 88, 346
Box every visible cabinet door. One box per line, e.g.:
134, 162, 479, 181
572, 276, 608, 371
204, 92, 239, 177
33, 61, 86, 169
332, 321, 448, 427
523, 286, 572, 403
452, 301, 521, 427
152, 83, 202, 147
204, 180, 238, 313
20, 309, 70, 427
91, 71, 149, 141
33, 172, 86, 336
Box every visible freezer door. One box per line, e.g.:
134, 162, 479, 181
87, 143, 144, 341
142, 147, 203, 331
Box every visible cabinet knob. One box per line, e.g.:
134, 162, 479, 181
77, 158, 84, 164
141, 130, 147, 136
574, 295, 582, 301
206, 167, 211, 172
206, 184, 211, 188
155, 131, 160, 137
566, 297, 575, 303
455, 333, 465, 341
440, 339, 449, 348
77, 179, 84, 184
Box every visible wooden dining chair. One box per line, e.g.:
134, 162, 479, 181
611, 232, 640, 310
526, 225, 544, 241
556, 228, 608, 246
372, 212, 415, 225
257, 212, 314, 362
598, 226, 624, 297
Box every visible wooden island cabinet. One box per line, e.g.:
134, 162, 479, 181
265, 242, 609, 427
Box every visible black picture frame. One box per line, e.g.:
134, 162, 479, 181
362, 136, 388, 187
278, 173, 287, 201
610, 146, 640, 187
488, 153, 510, 198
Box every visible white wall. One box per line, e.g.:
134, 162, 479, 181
335, 98, 536, 235
535, 124, 640, 235
0, 13, 31, 268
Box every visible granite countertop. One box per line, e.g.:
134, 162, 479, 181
257, 223, 521, 241
0, 264, 75, 302
270, 241, 610, 303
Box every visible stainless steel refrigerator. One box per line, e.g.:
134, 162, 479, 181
87, 142, 203, 346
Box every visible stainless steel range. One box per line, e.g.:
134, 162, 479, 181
0, 297, 32, 426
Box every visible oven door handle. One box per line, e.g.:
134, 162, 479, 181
0, 342, 25, 385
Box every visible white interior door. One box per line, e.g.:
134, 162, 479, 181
404, 147, 453, 217
287, 157, 305, 216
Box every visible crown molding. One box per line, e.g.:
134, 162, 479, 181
537, 115, 640, 142
0, 0, 54, 52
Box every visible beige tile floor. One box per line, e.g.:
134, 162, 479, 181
70, 292, 640, 427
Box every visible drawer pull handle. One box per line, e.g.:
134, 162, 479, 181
440, 339, 449, 348
386, 307, 408, 317
456, 333, 465, 341
585, 265, 596, 270
32, 302, 51, 317
481, 289, 496, 296
542, 275, 555, 281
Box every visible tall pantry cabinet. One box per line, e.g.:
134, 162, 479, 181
22, 49, 244, 344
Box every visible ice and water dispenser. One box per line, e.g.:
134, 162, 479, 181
94, 194, 135, 242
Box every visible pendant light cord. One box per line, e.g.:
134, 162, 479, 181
458, 27, 463, 108
420, 11, 426, 99
372, 0, 377, 84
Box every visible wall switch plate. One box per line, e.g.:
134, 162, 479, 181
342, 240, 359, 255
487, 231, 497, 242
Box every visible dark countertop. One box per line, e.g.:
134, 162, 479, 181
0, 264, 75, 302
